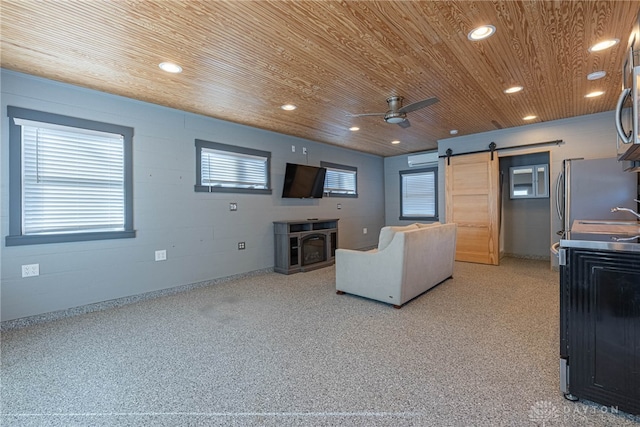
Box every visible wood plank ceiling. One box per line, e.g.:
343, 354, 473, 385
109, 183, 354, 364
2, 1, 639, 157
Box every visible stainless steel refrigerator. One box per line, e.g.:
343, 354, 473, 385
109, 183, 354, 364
556, 157, 638, 236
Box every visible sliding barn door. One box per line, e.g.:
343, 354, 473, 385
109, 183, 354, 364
445, 152, 500, 265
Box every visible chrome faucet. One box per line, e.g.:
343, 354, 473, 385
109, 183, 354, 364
611, 202, 640, 219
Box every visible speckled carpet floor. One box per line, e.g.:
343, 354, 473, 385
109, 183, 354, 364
1, 257, 639, 426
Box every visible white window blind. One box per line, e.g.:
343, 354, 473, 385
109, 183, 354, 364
16, 118, 125, 235
324, 167, 357, 195
200, 147, 268, 189
401, 170, 436, 217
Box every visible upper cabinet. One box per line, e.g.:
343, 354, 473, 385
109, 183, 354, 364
510, 164, 549, 199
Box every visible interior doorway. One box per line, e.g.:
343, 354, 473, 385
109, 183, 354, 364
498, 152, 551, 260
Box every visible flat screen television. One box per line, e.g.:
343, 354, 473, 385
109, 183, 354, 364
282, 163, 327, 198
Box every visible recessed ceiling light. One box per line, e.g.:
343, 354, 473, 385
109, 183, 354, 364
585, 91, 605, 98
450, 129, 459, 135
159, 62, 182, 73
587, 71, 606, 80
504, 86, 523, 94
349, 126, 360, 131
391, 140, 401, 145
523, 115, 537, 121
468, 25, 496, 41
588, 39, 619, 52
280, 104, 297, 111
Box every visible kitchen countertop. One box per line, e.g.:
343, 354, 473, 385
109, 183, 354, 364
560, 220, 640, 253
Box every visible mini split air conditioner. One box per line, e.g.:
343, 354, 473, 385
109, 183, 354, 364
407, 152, 439, 167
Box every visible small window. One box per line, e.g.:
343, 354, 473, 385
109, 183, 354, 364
400, 167, 438, 221
6, 107, 135, 246
195, 139, 272, 194
510, 164, 549, 199
321, 161, 357, 197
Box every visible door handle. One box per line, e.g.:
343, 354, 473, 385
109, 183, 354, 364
555, 171, 563, 221
615, 88, 632, 144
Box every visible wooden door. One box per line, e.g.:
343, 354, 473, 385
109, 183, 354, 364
445, 151, 500, 265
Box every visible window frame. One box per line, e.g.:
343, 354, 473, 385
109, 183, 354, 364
399, 166, 439, 221
320, 161, 358, 198
194, 139, 272, 195
6, 106, 135, 246
509, 164, 549, 199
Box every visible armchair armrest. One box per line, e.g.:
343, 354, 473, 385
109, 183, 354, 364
335, 237, 405, 304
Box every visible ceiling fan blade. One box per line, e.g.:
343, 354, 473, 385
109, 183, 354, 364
345, 112, 386, 117
398, 97, 439, 113
397, 119, 411, 128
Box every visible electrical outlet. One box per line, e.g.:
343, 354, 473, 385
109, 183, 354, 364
155, 250, 167, 261
22, 264, 40, 278
229, 202, 238, 211
238, 242, 246, 250
337, 203, 342, 210
363, 228, 368, 234
291, 145, 296, 153
302, 147, 307, 155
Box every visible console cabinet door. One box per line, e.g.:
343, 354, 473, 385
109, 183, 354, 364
567, 249, 640, 415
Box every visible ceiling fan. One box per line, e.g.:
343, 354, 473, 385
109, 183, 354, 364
347, 96, 439, 128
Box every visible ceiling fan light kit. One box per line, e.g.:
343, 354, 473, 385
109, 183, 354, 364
384, 113, 406, 124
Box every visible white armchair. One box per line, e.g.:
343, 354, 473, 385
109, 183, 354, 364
335, 222, 457, 308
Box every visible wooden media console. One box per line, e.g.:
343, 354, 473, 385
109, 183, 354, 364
273, 219, 339, 274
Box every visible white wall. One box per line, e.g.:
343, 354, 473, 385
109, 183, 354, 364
0, 70, 384, 321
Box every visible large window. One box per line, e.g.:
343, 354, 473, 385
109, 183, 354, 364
195, 139, 271, 194
321, 161, 357, 197
6, 107, 135, 246
399, 167, 438, 221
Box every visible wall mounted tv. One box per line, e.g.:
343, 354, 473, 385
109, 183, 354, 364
282, 163, 327, 198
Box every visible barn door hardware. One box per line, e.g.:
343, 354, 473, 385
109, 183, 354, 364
489, 142, 497, 160
440, 139, 564, 161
